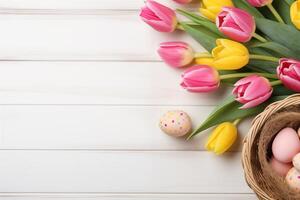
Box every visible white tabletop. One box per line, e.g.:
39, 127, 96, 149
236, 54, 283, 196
0, 0, 256, 199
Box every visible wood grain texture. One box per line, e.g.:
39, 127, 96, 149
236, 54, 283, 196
0, 14, 205, 61
0, 193, 257, 200
0, 0, 255, 198
0, 105, 251, 150
0, 62, 229, 105
0, 151, 251, 193
0, 0, 198, 10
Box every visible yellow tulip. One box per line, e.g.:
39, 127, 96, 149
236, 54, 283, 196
199, 0, 234, 22
291, 0, 300, 29
205, 122, 238, 155
196, 39, 249, 70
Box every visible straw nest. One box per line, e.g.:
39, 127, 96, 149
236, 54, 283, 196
242, 94, 300, 200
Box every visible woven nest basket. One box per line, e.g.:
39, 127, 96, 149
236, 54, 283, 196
242, 94, 300, 200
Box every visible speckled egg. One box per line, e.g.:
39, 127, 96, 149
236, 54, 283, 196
270, 157, 293, 177
272, 128, 300, 163
286, 167, 300, 191
293, 153, 300, 171
159, 110, 192, 137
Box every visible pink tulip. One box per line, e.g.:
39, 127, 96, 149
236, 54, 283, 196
216, 7, 255, 42
173, 0, 192, 4
277, 58, 300, 92
181, 65, 220, 93
140, 0, 177, 32
233, 75, 273, 109
158, 42, 194, 68
246, 0, 272, 7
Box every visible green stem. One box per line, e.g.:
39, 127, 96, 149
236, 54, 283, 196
194, 52, 213, 58
267, 3, 285, 24
252, 32, 267, 43
233, 119, 241, 126
220, 73, 277, 80
249, 54, 279, 62
284, 0, 293, 5
176, 23, 184, 30
177, 21, 199, 30
270, 80, 282, 86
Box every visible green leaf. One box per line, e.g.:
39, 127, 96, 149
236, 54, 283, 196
273, 0, 293, 25
273, 85, 294, 96
248, 60, 277, 73
180, 23, 218, 52
283, 0, 294, 5
232, 0, 264, 18
176, 9, 223, 37
256, 18, 300, 53
250, 42, 300, 59
188, 95, 288, 139
246, 47, 278, 73
176, 9, 207, 22
245, 65, 276, 73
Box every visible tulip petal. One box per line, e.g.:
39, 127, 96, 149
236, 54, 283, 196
213, 55, 249, 70
140, 0, 177, 32
219, 27, 251, 42
199, 8, 217, 21
195, 57, 215, 67
240, 90, 272, 109
224, 7, 255, 35
157, 42, 194, 67
243, 77, 271, 101
147, 0, 174, 24
205, 123, 226, 151
280, 75, 300, 92
214, 123, 237, 155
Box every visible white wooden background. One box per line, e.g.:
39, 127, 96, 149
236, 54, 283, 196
0, 0, 257, 199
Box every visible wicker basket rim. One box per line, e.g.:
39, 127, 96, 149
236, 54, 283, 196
242, 94, 300, 200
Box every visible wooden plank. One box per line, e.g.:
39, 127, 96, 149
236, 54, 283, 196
0, 0, 199, 10
0, 14, 205, 61
0, 193, 257, 200
0, 62, 229, 105
0, 105, 251, 150
0, 151, 251, 193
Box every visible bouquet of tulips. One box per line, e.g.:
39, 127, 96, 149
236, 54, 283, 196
140, 0, 300, 154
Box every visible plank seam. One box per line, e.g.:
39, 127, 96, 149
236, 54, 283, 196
0, 9, 138, 15
0, 149, 241, 152
0, 192, 254, 195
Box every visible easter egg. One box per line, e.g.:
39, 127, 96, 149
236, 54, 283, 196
272, 128, 300, 163
270, 157, 293, 177
293, 153, 300, 171
286, 167, 300, 191
159, 110, 192, 137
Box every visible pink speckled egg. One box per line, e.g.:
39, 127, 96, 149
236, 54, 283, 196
270, 157, 292, 177
272, 128, 300, 163
286, 168, 300, 191
159, 110, 192, 137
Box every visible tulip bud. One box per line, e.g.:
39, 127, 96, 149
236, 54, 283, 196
246, 0, 273, 7
291, 1, 300, 29
233, 75, 273, 109
277, 58, 300, 92
217, 7, 255, 43
199, 0, 234, 22
140, 0, 177, 32
205, 122, 238, 155
173, 0, 192, 4
158, 42, 194, 68
181, 65, 220, 93
196, 39, 249, 70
